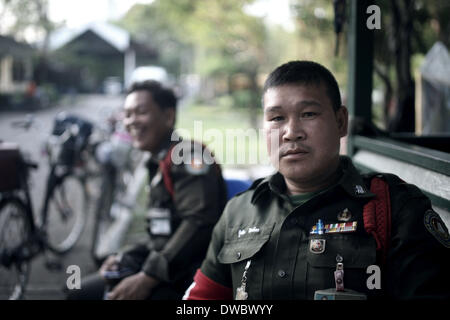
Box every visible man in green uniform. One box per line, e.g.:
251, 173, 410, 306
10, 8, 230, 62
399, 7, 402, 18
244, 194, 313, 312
67, 80, 227, 300
184, 60, 450, 300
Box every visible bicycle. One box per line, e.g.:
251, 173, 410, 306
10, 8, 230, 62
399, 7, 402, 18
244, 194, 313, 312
90, 113, 138, 266
0, 142, 38, 299
39, 113, 93, 253
0, 114, 94, 299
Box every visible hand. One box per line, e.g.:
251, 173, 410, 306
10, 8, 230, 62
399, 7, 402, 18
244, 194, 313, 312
107, 272, 160, 300
99, 255, 119, 279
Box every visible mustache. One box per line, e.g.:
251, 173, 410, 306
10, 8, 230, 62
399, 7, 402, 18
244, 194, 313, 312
279, 144, 310, 157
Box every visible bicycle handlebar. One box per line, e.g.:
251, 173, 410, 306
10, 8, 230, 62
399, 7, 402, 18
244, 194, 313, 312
25, 160, 39, 170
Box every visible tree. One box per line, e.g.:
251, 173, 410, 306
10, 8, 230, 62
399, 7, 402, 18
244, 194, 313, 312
0, 0, 55, 84
118, 0, 268, 126
290, 0, 449, 132
371, 0, 449, 132
116, 2, 193, 76
0, 0, 53, 44
289, 0, 348, 89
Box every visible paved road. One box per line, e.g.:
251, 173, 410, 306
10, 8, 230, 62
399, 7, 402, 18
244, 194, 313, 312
1, 94, 125, 299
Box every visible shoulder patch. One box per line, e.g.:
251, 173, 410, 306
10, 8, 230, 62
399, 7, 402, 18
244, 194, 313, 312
184, 152, 210, 175
424, 209, 450, 248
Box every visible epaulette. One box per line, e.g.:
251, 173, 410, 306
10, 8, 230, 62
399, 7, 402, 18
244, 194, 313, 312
250, 177, 272, 204
362, 172, 425, 199
249, 177, 265, 190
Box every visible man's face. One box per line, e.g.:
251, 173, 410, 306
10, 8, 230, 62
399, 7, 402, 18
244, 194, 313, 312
123, 90, 174, 153
263, 83, 348, 188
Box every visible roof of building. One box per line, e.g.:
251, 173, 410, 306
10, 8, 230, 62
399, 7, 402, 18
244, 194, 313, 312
48, 21, 130, 52
0, 35, 34, 58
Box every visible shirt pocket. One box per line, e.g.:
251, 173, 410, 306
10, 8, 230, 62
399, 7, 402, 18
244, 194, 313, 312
217, 223, 275, 264
305, 233, 377, 297
217, 223, 275, 298
307, 233, 376, 268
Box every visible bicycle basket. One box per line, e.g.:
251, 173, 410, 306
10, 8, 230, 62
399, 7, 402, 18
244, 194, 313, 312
0, 142, 22, 192
52, 114, 93, 140
50, 114, 93, 166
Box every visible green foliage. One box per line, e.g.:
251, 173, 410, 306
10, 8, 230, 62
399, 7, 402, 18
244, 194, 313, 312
289, 0, 348, 92
0, 0, 54, 40
231, 89, 260, 109
263, 25, 301, 73
117, 0, 268, 117
118, 0, 267, 75
371, 0, 449, 130
176, 102, 265, 167
115, 3, 191, 75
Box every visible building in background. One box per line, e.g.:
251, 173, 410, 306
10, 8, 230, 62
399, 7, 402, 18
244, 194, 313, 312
47, 21, 157, 93
0, 35, 35, 109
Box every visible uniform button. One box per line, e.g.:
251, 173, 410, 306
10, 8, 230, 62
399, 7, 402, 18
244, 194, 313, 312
236, 252, 241, 260
278, 270, 286, 278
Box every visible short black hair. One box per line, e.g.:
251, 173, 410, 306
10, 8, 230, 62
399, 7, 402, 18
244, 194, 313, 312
127, 80, 177, 110
263, 60, 342, 112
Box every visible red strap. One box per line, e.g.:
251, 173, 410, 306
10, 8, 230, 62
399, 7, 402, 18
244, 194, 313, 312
159, 144, 176, 198
363, 177, 392, 265
158, 142, 221, 199
183, 269, 233, 300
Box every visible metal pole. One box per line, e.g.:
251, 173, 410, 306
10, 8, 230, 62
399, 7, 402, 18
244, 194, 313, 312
346, 0, 375, 156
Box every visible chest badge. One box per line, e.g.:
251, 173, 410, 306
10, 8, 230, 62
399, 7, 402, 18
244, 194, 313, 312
354, 185, 366, 195
424, 209, 450, 248
337, 208, 352, 222
236, 260, 251, 300
310, 239, 326, 254
310, 221, 357, 234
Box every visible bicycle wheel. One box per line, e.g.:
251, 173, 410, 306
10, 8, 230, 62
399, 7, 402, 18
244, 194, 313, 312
43, 175, 88, 254
0, 198, 32, 300
91, 165, 116, 265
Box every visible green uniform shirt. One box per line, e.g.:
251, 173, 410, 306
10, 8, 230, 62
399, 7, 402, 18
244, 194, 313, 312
288, 180, 339, 209
120, 135, 227, 291
289, 192, 319, 208
200, 156, 450, 300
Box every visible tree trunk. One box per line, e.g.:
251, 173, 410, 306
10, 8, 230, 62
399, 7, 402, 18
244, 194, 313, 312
374, 63, 393, 128
388, 0, 415, 132
248, 70, 260, 129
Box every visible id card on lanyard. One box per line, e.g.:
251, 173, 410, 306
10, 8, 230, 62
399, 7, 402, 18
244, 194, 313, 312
147, 207, 172, 236
147, 170, 172, 236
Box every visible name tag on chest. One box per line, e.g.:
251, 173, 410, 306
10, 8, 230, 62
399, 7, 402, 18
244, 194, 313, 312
147, 207, 172, 236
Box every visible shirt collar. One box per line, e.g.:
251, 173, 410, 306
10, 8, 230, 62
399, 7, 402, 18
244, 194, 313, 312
251, 156, 375, 204
250, 173, 287, 204
146, 130, 178, 165
338, 156, 375, 199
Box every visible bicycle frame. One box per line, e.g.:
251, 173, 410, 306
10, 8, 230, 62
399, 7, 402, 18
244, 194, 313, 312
0, 157, 43, 267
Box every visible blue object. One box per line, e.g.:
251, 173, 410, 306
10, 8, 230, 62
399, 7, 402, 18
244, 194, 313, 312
317, 219, 324, 235
225, 178, 252, 200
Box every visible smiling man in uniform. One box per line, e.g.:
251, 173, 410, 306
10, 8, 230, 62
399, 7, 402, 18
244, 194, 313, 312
183, 60, 450, 300
67, 80, 227, 300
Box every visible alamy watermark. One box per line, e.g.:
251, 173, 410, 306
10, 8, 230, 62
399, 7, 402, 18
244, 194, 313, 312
366, 264, 381, 290
66, 265, 81, 290
366, 5, 381, 30
170, 121, 280, 167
